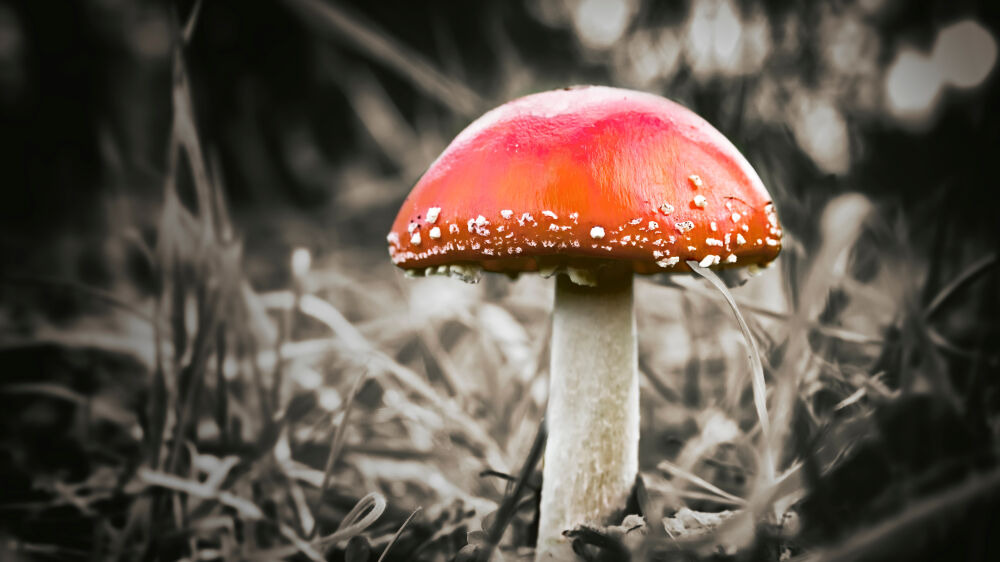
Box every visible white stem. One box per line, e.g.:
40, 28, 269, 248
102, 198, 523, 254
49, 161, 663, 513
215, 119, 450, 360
537, 272, 639, 558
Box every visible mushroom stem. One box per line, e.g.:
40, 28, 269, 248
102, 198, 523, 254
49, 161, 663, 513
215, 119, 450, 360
537, 270, 639, 557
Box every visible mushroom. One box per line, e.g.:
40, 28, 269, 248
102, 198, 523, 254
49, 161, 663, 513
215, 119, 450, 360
386, 86, 782, 558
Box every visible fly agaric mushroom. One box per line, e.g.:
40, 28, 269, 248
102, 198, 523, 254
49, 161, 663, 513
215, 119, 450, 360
386, 86, 781, 557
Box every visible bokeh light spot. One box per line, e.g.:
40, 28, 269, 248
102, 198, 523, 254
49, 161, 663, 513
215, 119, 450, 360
684, 0, 767, 78
933, 19, 997, 89
792, 94, 850, 175
572, 0, 635, 50
710, 0, 741, 64
885, 48, 943, 123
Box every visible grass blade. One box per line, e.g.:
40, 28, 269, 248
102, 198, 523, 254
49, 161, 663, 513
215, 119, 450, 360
923, 252, 997, 320
377, 507, 422, 562
477, 417, 546, 561
798, 466, 1000, 562
687, 260, 774, 486
657, 460, 747, 508
282, 0, 483, 117
312, 368, 368, 538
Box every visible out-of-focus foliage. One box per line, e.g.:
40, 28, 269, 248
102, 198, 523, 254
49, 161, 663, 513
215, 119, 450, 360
0, 0, 998, 560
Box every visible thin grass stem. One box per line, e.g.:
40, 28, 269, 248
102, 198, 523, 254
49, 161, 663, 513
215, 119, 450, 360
687, 260, 774, 487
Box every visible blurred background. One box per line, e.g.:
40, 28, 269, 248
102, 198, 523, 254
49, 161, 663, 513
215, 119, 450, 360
1, 0, 998, 560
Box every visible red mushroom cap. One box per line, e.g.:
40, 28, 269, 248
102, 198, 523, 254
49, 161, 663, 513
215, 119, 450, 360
387, 86, 782, 275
